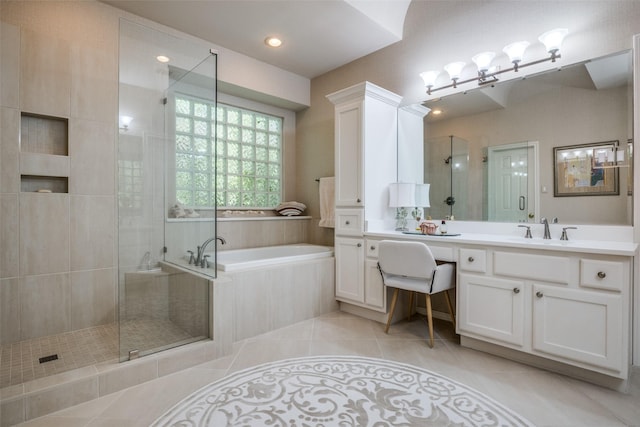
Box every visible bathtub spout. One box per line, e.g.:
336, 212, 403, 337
195, 236, 226, 267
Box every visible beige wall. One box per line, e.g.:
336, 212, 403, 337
298, 1, 640, 244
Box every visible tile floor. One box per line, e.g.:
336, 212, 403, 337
13, 311, 640, 427
1, 319, 197, 389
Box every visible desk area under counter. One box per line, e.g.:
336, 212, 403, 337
338, 228, 637, 389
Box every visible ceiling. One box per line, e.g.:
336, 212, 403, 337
101, 0, 411, 79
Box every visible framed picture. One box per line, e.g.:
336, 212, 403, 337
553, 141, 619, 197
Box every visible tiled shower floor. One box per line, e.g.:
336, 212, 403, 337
0, 319, 195, 389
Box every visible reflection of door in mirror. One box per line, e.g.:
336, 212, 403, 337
424, 135, 469, 220
487, 142, 539, 222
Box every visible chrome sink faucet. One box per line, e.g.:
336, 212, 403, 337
195, 236, 226, 267
541, 217, 551, 240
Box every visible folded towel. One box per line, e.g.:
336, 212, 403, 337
318, 177, 335, 228
276, 201, 306, 216
168, 203, 200, 218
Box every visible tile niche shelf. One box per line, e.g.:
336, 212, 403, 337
20, 113, 69, 193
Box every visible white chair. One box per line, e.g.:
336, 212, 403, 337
377, 240, 456, 348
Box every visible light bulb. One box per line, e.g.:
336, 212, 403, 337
472, 51, 495, 73
539, 28, 568, 54
419, 70, 440, 88
444, 61, 466, 81
503, 41, 530, 65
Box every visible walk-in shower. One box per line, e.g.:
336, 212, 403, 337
0, 19, 217, 391
117, 19, 216, 361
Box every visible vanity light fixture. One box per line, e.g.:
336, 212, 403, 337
420, 28, 569, 95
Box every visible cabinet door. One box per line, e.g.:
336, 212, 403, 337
364, 259, 385, 311
458, 274, 525, 347
532, 284, 624, 373
334, 100, 363, 207
334, 237, 364, 303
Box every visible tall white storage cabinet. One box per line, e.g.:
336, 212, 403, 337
327, 82, 402, 311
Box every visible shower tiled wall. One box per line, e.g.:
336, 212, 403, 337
0, 4, 119, 346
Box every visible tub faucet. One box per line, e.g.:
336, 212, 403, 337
541, 217, 551, 240
195, 236, 226, 266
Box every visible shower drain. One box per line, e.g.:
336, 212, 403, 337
38, 354, 59, 364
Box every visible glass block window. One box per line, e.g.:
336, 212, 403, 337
175, 94, 282, 208
118, 159, 143, 212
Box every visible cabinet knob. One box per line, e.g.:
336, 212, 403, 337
370, 245, 376, 250
597, 271, 606, 279
357, 243, 362, 247
536, 291, 544, 298
468, 256, 474, 262
345, 220, 350, 225
357, 198, 361, 203
513, 288, 520, 294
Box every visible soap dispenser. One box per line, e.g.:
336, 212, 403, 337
440, 220, 447, 234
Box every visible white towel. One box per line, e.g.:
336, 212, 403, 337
318, 177, 335, 228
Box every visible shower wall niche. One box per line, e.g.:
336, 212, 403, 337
20, 113, 69, 193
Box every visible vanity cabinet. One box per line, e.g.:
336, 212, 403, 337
531, 283, 624, 372
457, 246, 630, 378
334, 237, 364, 303
327, 82, 401, 312
334, 237, 386, 311
364, 240, 385, 311
458, 273, 525, 347
327, 81, 401, 211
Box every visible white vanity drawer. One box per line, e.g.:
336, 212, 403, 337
459, 248, 487, 273
335, 209, 363, 236
494, 251, 571, 284
580, 259, 625, 292
429, 245, 455, 262
365, 239, 379, 258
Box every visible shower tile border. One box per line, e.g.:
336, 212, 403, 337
0, 338, 223, 426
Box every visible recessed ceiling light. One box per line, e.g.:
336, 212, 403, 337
156, 55, 170, 63
432, 109, 443, 115
264, 36, 283, 48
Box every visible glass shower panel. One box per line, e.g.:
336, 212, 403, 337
118, 19, 215, 362
163, 55, 218, 275
424, 135, 469, 220
450, 136, 469, 220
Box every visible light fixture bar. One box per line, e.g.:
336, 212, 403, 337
422, 28, 568, 95
425, 52, 562, 95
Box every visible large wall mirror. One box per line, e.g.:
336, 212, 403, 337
413, 50, 633, 225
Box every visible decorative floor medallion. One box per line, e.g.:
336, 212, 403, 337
152, 355, 534, 426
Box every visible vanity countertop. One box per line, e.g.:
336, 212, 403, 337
365, 230, 638, 256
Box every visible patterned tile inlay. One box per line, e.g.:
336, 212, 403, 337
151, 355, 535, 427
0, 319, 198, 389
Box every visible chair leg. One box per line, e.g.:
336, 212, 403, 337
385, 288, 400, 333
444, 290, 456, 331
426, 293, 434, 348
407, 291, 414, 321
